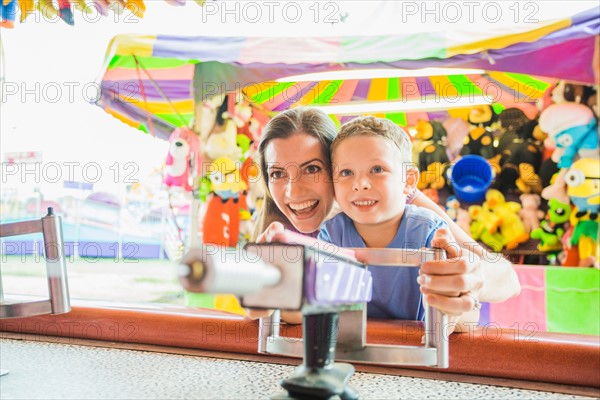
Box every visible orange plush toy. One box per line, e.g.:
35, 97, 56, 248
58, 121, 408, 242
202, 156, 248, 248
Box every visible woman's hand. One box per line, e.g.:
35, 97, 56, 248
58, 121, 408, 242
418, 228, 484, 331
255, 221, 286, 243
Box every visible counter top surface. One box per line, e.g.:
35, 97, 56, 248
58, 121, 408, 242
0, 338, 594, 399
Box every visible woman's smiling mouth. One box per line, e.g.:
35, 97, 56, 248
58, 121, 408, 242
288, 200, 319, 215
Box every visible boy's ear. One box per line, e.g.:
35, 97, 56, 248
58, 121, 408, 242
403, 168, 419, 194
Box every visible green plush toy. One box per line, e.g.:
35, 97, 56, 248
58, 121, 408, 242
531, 198, 572, 253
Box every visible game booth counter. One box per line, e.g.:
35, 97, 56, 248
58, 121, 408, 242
2, 5, 600, 399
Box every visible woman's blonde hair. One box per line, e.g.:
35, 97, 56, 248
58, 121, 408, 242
252, 107, 337, 239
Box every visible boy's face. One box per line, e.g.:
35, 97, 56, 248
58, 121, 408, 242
332, 135, 416, 228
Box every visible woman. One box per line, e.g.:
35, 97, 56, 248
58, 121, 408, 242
249, 107, 520, 327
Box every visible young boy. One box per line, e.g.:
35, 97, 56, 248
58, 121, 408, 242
318, 116, 448, 320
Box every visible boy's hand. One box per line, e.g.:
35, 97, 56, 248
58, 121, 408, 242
418, 228, 484, 323
244, 308, 274, 320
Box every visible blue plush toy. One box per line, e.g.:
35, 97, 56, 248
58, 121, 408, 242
1, 0, 17, 29
539, 103, 599, 169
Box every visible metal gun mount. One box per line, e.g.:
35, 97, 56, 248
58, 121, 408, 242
0, 208, 71, 376
179, 243, 448, 400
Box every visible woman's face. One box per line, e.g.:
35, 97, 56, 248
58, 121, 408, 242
264, 132, 334, 233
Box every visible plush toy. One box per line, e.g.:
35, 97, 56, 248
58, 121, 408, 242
163, 127, 201, 192
199, 155, 251, 315
223, 94, 256, 142
16, 0, 35, 22
206, 156, 248, 203
442, 117, 470, 162
445, 195, 460, 221
420, 188, 439, 205
552, 80, 598, 117
570, 220, 599, 268
417, 121, 450, 190
494, 108, 544, 194
531, 198, 572, 253
468, 205, 503, 252
539, 103, 599, 169
205, 119, 243, 162
58, 0, 73, 25
461, 105, 497, 160
412, 119, 434, 166
456, 208, 471, 235
202, 156, 248, 247
1, 0, 17, 28
565, 158, 600, 220
519, 194, 545, 233
484, 189, 529, 250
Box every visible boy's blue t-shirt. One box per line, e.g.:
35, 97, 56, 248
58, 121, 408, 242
317, 204, 448, 321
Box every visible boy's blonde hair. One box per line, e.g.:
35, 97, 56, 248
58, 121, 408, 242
332, 116, 413, 164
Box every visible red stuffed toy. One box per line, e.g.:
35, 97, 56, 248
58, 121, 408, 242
164, 127, 201, 192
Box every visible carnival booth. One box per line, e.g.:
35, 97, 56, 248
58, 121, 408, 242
91, 6, 600, 335
2, 6, 599, 399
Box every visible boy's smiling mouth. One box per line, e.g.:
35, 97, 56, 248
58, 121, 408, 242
352, 200, 378, 207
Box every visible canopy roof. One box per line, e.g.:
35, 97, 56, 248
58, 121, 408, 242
96, 7, 599, 138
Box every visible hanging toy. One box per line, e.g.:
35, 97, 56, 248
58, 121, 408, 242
164, 127, 201, 192
1, 0, 17, 28
202, 156, 248, 247
17, 0, 34, 22
125, 0, 145, 18
37, 0, 59, 19
56, 0, 74, 24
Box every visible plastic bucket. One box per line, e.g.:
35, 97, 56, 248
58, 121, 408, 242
450, 155, 493, 203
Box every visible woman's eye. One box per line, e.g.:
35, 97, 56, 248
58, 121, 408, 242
304, 164, 321, 174
269, 170, 284, 180
371, 166, 384, 173
339, 169, 352, 177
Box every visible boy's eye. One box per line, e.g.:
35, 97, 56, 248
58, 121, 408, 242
339, 169, 353, 177
371, 166, 384, 173
269, 170, 285, 180
304, 164, 321, 174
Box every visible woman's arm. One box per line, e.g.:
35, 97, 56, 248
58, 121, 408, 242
412, 192, 521, 303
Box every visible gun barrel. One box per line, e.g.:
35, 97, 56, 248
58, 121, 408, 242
178, 247, 281, 295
